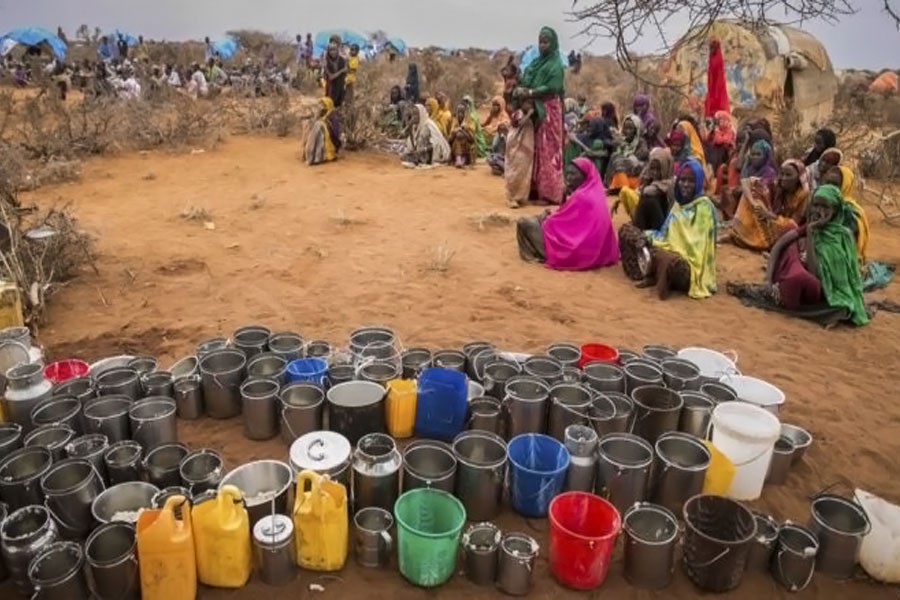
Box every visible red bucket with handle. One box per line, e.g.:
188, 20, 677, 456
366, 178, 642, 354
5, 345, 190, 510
578, 344, 619, 368
43, 359, 90, 384
549, 492, 621, 590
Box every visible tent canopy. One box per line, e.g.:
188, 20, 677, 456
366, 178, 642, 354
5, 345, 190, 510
0, 27, 67, 59
519, 44, 568, 71
107, 30, 139, 46
385, 37, 407, 55
313, 29, 368, 58
211, 37, 239, 60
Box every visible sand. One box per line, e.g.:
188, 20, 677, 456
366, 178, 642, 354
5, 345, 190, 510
12, 135, 900, 599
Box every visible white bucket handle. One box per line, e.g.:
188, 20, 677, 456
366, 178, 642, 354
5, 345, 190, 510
775, 547, 815, 592
691, 546, 729, 568
723, 350, 739, 364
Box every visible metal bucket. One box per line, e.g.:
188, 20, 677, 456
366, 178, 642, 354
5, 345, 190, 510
128, 397, 176, 451
547, 343, 581, 368
682, 494, 757, 592
809, 493, 871, 580
504, 376, 550, 439
766, 436, 796, 485
127, 356, 158, 376
631, 385, 683, 445
349, 326, 397, 364
652, 432, 710, 516
432, 350, 466, 372
463, 343, 493, 381
0, 421, 23, 461
85, 522, 139, 600
462, 521, 501, 585
353, 507, 394, 568
247, 353, 288, 385
596, 433, 653, 516
678, 392, 715, 438
24, 425, 74, 462
547, 383, 593, 441
452, 430, 507, 521
169, 355, 199, 381
253, 514, 296, 586
624, 360, 663, 395
593, 392, 634, 436
305, 340, 331, 359
781, 424, 812, 464
496, 532, 539, 596
482, 360, 521, 400
103, 441, 142, 485
172, 375, 203, 420
748, 511, 780, 571
583, 362, 625, 394
280, 382, 324, 445
0, 446, 52, 510
700, 381, 737, 404
1, 504, 59, 595
358, 361, 401, 387
661, 358, 701, 391
28, 541, 89, 600
64, 434, 109, 484
471, 349, 500, 384
40, 458, 105, 539
219, 460, 294, 528
523, 355, 564, 386
152, 486, 191, 508
140, 371, 173, 398
232, 325, 271, 358
402, 440, 457, 493
95, 368, 141, 401
468, 397, 503, 435
267, 331, 304, 361
642, 344, 677, 363
623, 502, 679, 589
82, 396, 131, 443
241, 378, 280, 441
91, 482, 158, 525
326, 381, 386, 445
400, 348, 432, 379
142, 443, 188, 489
198, 349, 247, 419
564, 425, 598, 493
772, 523, 819, 592
31, 397, 82, 435
179, 448, 224, 495
618, 348, 642, 364
53, 377, 96, 406
328, 364, 355, 387
197, 337, 228, 358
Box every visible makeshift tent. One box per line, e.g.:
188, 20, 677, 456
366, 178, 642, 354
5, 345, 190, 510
313, 29, 367, 58
108, 30, 139, 46
519, 44, 568, 71
385, 38, 407, 55
0, 27, 67, 59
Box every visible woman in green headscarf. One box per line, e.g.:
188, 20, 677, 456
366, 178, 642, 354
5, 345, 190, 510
727, 184, 869, 326
511, 26, 566, 204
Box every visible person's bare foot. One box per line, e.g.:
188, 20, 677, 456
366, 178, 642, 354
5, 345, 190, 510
656, 254, 674, 300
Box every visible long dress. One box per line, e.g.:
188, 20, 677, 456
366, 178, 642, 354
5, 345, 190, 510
506, 119, 535, 206
731, 170, 809, 251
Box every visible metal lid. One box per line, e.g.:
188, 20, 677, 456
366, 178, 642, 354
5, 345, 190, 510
289, 431, 351, 473
253, 514, 294, 545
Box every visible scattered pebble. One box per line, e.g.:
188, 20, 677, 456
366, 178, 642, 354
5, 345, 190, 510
309, 583, 324, 592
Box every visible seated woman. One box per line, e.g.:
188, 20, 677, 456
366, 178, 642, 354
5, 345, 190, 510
807, 147, 842, 190
486, 123, 509, 176
672, 118, 707, 171
614, 147, 674, 231
619, 158, 717, 300
516, 157, 620, 270
822, 165, 869, 263
706, 111, 736, 184
607, 114, 649, 192
482, 96, 511, 146
401, 103, 451, 166
741, 139, 778, 185
600, 102, 620, 131
426, 96, 452, 140
632, 94, 664, 150
727, 184, 869, 327
305, 97, 341, 166
727, 159, 810, 250
450, 103, 478, 167
462, 95, 489, 157
565, 115, 617, 176
563, 97, 581, 133
380, 85, 406, 136
717, 125, 772, 219
803, 128, 837, 167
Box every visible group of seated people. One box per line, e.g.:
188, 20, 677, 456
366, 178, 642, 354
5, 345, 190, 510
516, 95, 891, 328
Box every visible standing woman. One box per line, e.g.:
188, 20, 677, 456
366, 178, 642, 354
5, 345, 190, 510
405, 64, 420, 103
513, 26, 566, 205
323, 42, 348, 108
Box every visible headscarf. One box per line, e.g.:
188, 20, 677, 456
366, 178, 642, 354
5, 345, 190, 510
541, 157, 620, 270
564, 97, 579, 115
405, 64, 420, 103
425, 97, 440, 119
314, 97, 337, 162
614, 114, 643, 158
641, 147, 674, 196
519, 26, 565, 122
601, 102, 619, 130
809, 185, 869, 325
408, 103, 451, 163
741, 139, 777, 183
676, 120, 707, 167
837, 165, 870, 262
667, 128, 690, 164
484, 96, 511, 136
704, 38, 730, 118
772, 158, 810, 219
462, 95, 489, 157
426, 96, 452, 138
804, 128, 837, 166
651, 158, 718, 299
389, 85, 403, 105
711, 111, 736, 147
633, 94, 664, 149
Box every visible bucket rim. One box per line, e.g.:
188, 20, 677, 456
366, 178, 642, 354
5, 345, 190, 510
507, 433, 570, 476
680, 391, 716, 409
96, 366, 139, 384
751, 511, 780, 542
452, 430, 508, 469
780, 423, 812, 449
403, 442, 457, 480
218, 459, 293, 507
623, 502, 679, 545
0, 504, 51, 542
142, 442, 189, 469
718, 374, 785, 408
393, 488, 466, 539
84, 395, 132, 419
353, 506, 394, 533
40, 457, 100, 496
597, 432, 654, 468
326, 379, 386, 408
778, 522, 820, 555
549, 491, 622, 542
810, 493, 871, 536
128, 397, 176, 421
66, 433, 109, 458
104, 440, 142, 464
462, 521, 502, 553
24, 424, 75, 449
682, 494, 757, 547
91, 481, 159, 523
501, 531, 539, 558
31, 396, 80, 422
654, 432, 711, 472
198, 348, 247, 374
711, 401, 781, 442
28, 541, 84, 586
85, 521, 136, 568
504, 375, 550, 402
280, 381, 325, 407
240, 377, 281, 398
0, 444, 53, 482
631, 385, 684, 413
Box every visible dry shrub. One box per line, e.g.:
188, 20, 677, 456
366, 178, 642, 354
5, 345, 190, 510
228, 94, 300, 137
122, 94, 226, 150
180, 205, 211, 221
425, 242, 456, 274
470, 211, 513, 231
0, 144, 29, 206
19, 95, 119, 159
24, 160, 82, 190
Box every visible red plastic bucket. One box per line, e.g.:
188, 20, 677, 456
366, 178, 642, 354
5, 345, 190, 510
578, 344, 619, 368
43, 359, 90, 384
549, 492, 621, 590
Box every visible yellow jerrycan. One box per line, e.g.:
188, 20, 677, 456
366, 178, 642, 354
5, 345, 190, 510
137, 494, 196, 600
293, 469, 348, 571
192, 484, 252, 588
385, 379, 417, 438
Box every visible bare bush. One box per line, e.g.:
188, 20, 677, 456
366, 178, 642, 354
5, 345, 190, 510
180, 205, 212, 221
425, 243, 457, 274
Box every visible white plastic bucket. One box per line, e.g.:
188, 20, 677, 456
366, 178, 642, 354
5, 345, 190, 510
710, 402, 780, 501
719, 374, 785, 415
676, 347, 739, 381
856, 488, 900, 583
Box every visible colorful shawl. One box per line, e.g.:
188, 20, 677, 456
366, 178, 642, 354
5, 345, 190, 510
651, 159, 717, 299
677, 120, 707, 167
483, 96, 511, 139
426, 97, 452, 139
838, 165, 870, 262
633, 94, 664, 149
542, 157, 620, 270
407, 103, 451, 163
704, 38, 730, 118
305, 97, 338, 164
810, 184, 869, 325
519, 26, 565, 123
462, 95, 489, 157
711, 111, 736, 148
741, 139, 777, 184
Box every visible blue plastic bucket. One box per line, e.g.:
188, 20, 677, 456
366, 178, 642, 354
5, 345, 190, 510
286, 358, 328, 386
508, 433, 570, 517
414, 368, 468, 441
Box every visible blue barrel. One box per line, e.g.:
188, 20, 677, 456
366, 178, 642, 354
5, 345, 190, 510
286, 358, 328, 385
414, 368, 467, 441
508, 433, 570, 517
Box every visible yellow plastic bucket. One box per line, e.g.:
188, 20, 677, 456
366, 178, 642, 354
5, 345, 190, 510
702, 440, 736, 495
385, 379, 417, 438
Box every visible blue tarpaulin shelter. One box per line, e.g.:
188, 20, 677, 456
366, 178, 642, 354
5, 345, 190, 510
0, 27, 67, 59
210, 37, 239, 60
313, 29, 368, 58
519, 44, 569, 70
108, 30, 139, 46
385, 37, 407, 55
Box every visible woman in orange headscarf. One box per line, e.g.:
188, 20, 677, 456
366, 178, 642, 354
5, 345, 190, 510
481, 96, 511, 146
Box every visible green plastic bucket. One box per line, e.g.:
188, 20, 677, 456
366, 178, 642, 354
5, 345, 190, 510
394, 488, 467, 587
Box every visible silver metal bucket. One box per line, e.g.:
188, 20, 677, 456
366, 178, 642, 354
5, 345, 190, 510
52, 376, 96, 406
40, 458, 105, 539
631, 385, 683, 445
623, 360, 663, 395
452, 430, 507, 521
462, 521, 501, 585
127, 356, 158, 376
546, 343, 580, 368
809, 493, 871, 580
583, 362, 625, 394
142, 443, 188, 489
64, 434, 109, 484
305, 339, 332, 359
128, 397, 176, 451
199, 349, 247, 419
30, 397, 82, 436
103, 441, 143, 485
279, 382, 324, 445
172, 375, 203, 420
241, 378, 280, 441
564, 425, 598, 493
523, 355, 564, 386
358, 361, 401, 387
350, 326, 397, 365
247, 353, 288, 385
623, 502, 679, 589
766, 436, 796, 485
596, 433, 653, 516
661, 358, 701, 391
28, 541, 89, 600
504, 376, 550, 439
700, 381, 737, 404
546, 383, 593, 441
168, 355, 199, 381
642, 344, 677, 363
468, 397, 503, 435
24, 425, 74, 462
91, 481, 158, 525
353, 507, 394, 568
1, 504, 59, 595
748, 511, 780, 571
772, 523, 819, 592
352, 433, 401, 512
432, 349, 466, 372
219, 460, 294, 529
0, 421, 23, 462
140, 371, 174, 398
82, 395, 131, 443
0, 446, 53, 510
652, 432, 710, 516
617, 348, 642, 364
95, 368, 141, 401
179, 448, 224, 495
593, 392, 634, 436
678, 391, 715, 438
85, 521, 139, 600
482, 360, 522, 400
232, 324, 271, 359
402, 440, 457, 493
496, 532, 539, 596
400, 347, 432, 379
781, 424, 812, 464
267, 331, 304, 361
197, 337, 228, 358
151, 486, 191, 508
253, 514, 295, 586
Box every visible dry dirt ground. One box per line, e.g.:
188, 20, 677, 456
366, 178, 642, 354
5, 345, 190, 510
10, 135, 900, 599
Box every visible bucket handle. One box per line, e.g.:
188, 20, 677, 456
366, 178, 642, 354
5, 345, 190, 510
691, 547, 729, 568
380, 529, 393, 554
280, 407, 301, 442
723, 350, 739, 364
775, 547, 815, 592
